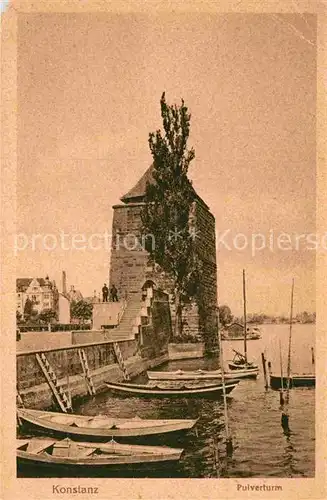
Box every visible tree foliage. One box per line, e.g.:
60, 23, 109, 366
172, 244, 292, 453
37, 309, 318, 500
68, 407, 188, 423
218, 305, 233, 327
23, 297, 33, 320
39, 308, 57, 324
141, 92, 200, 336
70, 300, 93, 324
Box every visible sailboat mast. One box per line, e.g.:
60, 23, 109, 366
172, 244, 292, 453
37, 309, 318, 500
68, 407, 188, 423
243, 269, 247, 364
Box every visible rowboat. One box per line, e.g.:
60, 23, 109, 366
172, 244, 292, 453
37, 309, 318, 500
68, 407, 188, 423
17, 437, 183, 471
104, 380, 240, 398
17, 408, 198, 440
269, 374, 315, 390
147, 368, 258, 380
221, 325, 262, 341
228, 349, 258, 372
222, 333, 261, 341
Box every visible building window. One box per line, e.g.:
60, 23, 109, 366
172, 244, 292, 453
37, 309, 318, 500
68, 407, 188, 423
18, 293, 21, 298
44, 294, 50, 299
33, 287, 38, 291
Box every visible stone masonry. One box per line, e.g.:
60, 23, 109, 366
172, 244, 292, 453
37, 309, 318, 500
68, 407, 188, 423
109, 166, 218, 352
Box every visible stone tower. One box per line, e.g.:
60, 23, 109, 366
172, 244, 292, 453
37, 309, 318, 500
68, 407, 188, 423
109, 165, 218, 352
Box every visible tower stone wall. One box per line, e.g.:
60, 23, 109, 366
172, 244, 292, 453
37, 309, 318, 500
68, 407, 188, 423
109, 168, 218, 351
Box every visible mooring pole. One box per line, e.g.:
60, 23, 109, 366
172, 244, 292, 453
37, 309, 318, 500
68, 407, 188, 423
311, 347, 315, 366
217, 306, 233, 457
286, 279, 294, 406
282, 278, 294, 433
279, 339, 285, 406
243, 269, 248, 364
261, 352, 268, 389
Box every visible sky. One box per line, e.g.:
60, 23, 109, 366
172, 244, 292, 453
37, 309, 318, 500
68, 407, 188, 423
17, 12, 317, 316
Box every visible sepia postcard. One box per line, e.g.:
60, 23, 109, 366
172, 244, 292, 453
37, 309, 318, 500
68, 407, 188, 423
1, 0, 326, 499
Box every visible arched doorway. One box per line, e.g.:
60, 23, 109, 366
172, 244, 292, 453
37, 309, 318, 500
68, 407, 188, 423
141, 279, 157, 291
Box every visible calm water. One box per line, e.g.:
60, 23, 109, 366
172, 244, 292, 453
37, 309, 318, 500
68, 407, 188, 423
19, 324, 315, 478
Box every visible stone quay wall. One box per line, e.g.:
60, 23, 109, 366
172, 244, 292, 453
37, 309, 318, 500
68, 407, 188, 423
17, 339, 169, 410
17, 290, 172, 410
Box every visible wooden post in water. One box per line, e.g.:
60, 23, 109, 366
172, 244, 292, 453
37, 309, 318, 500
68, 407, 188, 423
261, 352, 268, 389
217, 306, 233, 458
243, 269, 248, 364
282, 279, 294, 433
279, 340, 285, 406
311, 347, 315, 366
286, 279, 294, 405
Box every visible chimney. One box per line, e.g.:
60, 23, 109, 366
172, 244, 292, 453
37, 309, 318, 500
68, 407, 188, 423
62, 271, 67, 296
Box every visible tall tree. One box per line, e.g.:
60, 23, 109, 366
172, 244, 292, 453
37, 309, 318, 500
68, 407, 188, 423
141, 92, 200, 337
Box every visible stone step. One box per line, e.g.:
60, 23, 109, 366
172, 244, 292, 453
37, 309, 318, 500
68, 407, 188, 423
113, 329, 136, 336
112, 333, 135, 340
113, 294, 144, 337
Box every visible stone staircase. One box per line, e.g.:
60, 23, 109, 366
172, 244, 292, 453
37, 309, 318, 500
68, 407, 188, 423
104, 293, 144, 341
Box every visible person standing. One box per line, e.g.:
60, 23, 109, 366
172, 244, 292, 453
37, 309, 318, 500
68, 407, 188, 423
110, 284, 119, 302
102, 283, 109, 302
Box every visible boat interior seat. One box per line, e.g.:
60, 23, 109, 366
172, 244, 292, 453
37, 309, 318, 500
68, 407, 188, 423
26, 440, 56, 454
51, 441, 96, 458
69, 420, 90, 427
118, 421, 145, 429
49, 416, 74, 424
16, 440, 29, 450
87, 419, 117, 428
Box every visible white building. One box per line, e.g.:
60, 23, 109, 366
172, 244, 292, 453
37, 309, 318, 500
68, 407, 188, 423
16, 275, 71, 323
16, 276, 58, 316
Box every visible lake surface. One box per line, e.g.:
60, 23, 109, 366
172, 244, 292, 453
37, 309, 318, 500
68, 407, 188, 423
18, 324, 315, 478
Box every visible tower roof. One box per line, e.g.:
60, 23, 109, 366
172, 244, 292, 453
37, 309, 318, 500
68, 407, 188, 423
120, 165, 155, 203
120, 164, 209, 209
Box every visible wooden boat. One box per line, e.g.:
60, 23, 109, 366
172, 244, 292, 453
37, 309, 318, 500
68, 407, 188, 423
248, 326, 262, 339
228, 349, 259, 372
221, 324, 262, 341
222, 333, 261, 341
226, 272, 259, 372
17, 437, 183, 471
17, 408, 198, 440
147, 367, 258, 380
269, 374, 315, 390
104, 380, 240, 398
